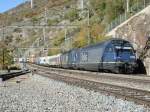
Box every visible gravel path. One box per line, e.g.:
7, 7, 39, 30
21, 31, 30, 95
0, 74, 150, 112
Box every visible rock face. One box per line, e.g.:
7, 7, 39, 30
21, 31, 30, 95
144, 51, 150, 75
116, 13, 150, 56
107, 6, 150, 75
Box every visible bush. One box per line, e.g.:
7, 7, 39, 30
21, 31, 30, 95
48, 19, 59, 26
31, 17, 39, 24
72, 27, 88, 48
0, 46, 14, 70
64, 9, 79, 22
48, 48, 60, 56
9, 65, 21, 70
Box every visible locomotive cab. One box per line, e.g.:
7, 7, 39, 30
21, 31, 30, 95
102, 39, 137, 74
113, 41, 137, 73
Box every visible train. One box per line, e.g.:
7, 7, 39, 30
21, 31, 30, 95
18, 38, 137, 74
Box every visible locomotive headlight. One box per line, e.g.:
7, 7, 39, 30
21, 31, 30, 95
116, 57, 122, 62
130, 56, 135, 59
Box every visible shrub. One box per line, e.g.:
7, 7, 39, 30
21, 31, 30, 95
64, 9, 79, 22
48, 19, 59, 26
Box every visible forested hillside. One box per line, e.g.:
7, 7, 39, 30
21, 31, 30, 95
0, 0, 144, 69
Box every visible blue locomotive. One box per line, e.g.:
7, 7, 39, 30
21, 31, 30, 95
61, 38, 137, 73
29, 38, 137, 74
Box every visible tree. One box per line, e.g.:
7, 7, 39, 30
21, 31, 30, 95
0, 41, 13, 70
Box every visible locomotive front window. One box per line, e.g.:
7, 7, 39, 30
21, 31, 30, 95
116, 47, 134, 56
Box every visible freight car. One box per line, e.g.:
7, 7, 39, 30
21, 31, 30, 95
47, 54, 61, 67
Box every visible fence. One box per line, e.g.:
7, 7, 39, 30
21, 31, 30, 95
106, 0, 150, 33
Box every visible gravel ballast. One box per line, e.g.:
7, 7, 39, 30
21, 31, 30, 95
0, 74, 150, 112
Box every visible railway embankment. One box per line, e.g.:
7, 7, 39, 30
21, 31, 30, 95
0, 74, 149, 112
28, 64, 150, 107
29, 64, 150, 92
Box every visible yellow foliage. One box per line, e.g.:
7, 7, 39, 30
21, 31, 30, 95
52, 32, 65, 47
48, 48, 60, 56
0, 43, 13, 70
73, 28, 88, 48
73, 24, 108, 48
90, 24, 108, 43
91, 24, 104, 38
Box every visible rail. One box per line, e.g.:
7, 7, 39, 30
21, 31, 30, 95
29, 64, 150, 107
0, 69, 30, 81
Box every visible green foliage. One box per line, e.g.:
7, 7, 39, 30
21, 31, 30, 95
21, 36, 37, 48
52, 32, 65, 47
4, 35, 13, 45
64, 9, 79, 22
90, 24, 107, 43
90, 0, 144, 25
48, 48, 60, 56
48, 32, 65, 56
0, 0, 143, 58
0, 42, 13, 70
72, 24, 108, 48
15, 37, 22, 43
31, 17, 39, 24
72, 27, 88, 48
13, 28, 22, 33
90, 0, 126, 23
48, 19, 59, 26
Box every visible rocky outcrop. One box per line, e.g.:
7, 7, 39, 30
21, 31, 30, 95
116, 13, 150, 56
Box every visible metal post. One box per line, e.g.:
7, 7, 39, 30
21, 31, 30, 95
31, 0, 34, 9
87, 9, 90, 45
42, 7, 47, 52
43, 28, 46, 45
144, 0, 146, 7
65, 29, 67, 50
2, 26, 5, 70
45, 7, 48, 24
126, 0, 130, 12
2, 49, 5, 70
81, 0, 84, 9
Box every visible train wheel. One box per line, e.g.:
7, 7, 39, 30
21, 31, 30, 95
114, 67, 123, 74
124, 63, 134, 74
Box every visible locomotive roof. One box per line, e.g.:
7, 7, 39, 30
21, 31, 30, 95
80, 38, 128, 50
63, 38, 130, 53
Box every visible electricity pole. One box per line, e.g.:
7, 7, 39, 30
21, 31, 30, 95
2, 26, 5, 70
43, 7, 47, 44
64, 28, 67, 51
31, 0, 34, 9
126, 0, 130, 12
45, 7, 48, 24
87, 9, 90, 45
144, 0, 146, 7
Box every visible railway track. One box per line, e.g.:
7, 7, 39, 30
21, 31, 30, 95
0, 69, 30, 81
28, 64, 150, 107
29, 64, 150, 91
